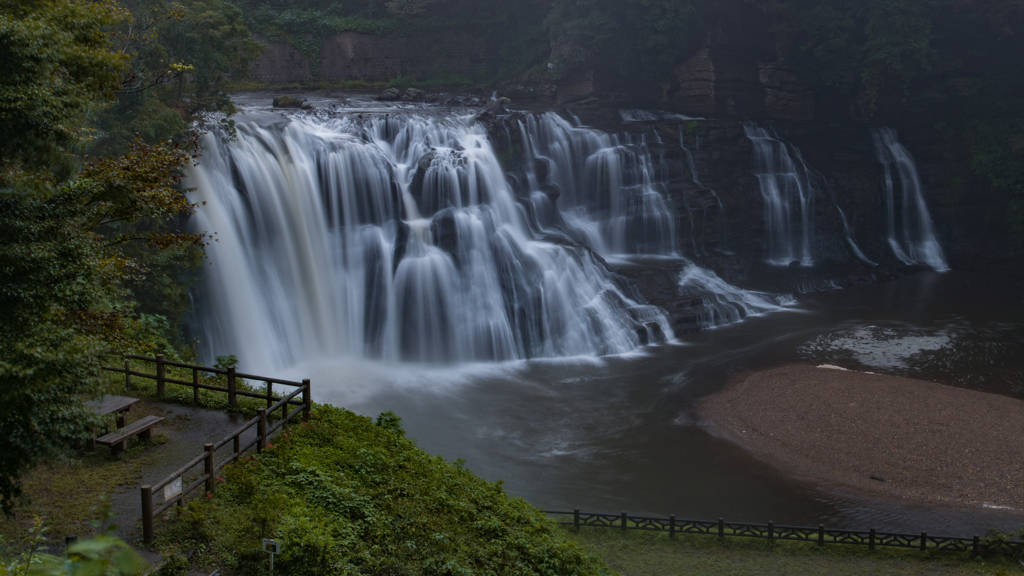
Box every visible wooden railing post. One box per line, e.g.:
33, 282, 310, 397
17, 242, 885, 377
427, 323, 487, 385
573, 509, 580, 531
155, 354, 165, 397
621, 512, 627, 531
920, 532, 927, 551
257, 408, 267, 452
302, 379, 311, 422
192, 369, 200, 404
227, 366, 237, 408
718, 518, 725, 541
141, 485, 154, 544
233, 434, 240, 456
669, 515, 676, 538
266, 381, 273, 412
204, 443, 216, 495
972, 535, 980, 556
124, 359, 131, 392
767, 521, 774, 544
818, 525, 825, 547
869, 528, 876, 551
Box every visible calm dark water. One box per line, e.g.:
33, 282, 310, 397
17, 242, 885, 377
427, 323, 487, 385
306, 270, 1024, 535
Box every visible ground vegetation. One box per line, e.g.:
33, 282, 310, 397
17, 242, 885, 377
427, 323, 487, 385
568, 527, 1024, 576
161, 405, 610, 576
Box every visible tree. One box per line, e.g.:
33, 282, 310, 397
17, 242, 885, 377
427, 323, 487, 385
0, 0, 206, 512
0, 0, 128, 179
156, 0, 263, 115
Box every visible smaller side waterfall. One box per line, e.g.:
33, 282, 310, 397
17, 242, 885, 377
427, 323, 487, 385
872, 128, 949, 272
678, 263, 792, 327
519, 113, 679, 256
744, 125, 815, 266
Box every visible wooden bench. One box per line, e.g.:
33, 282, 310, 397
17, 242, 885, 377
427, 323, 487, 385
96, 415, 164, 456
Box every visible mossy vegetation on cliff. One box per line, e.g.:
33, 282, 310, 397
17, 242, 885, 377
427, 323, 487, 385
160, 405, 609, 576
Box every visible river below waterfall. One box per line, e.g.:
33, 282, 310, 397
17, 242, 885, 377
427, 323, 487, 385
195, 94, 1024, 537
301, 268, 1024, 536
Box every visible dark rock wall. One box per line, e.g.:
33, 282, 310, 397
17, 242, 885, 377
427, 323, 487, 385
249, 31, 492, 83
545, 107, 1016, 291
250, 34, 312, 83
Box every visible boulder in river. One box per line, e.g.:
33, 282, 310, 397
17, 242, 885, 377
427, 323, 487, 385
402, 88, 426, 102
378, 87, 402, 101
272, 95, 311, 109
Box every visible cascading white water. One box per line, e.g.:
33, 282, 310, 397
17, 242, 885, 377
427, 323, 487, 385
678, 263, 793, 327
872, 127, 949, 272
519, 113, 679, 256
743, 125, 815, 266
188, 113, 673, 371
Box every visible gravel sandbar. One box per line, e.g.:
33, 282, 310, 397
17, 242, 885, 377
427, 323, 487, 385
700, 364, 1024, 508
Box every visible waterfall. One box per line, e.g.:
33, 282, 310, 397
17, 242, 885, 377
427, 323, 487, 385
518, 113, 679, 256
744, 125, 816, 266
678, 263, 792, 327
187, 113, 673, 371
872, 128, 949, 272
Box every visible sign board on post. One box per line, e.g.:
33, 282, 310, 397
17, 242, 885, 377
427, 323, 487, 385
262, 539, 280, 576
262, 539, 280, 554
163, 477, 182, 501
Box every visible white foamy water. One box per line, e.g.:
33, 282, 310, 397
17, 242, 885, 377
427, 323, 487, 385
872, 127, 949, 271
188, 113, 674, 372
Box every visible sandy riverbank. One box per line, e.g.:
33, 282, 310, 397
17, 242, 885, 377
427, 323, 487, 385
700, 364, 1024, 509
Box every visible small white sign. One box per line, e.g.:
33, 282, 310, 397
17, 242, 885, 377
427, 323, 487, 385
163, 477, 182, 500
262, 539, 280, 554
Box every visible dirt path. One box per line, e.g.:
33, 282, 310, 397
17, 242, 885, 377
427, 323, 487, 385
107, 400, 259, 546
700, 364, 1024, 509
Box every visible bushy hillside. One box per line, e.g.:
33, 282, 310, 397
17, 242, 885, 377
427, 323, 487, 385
163, 406, 609, 576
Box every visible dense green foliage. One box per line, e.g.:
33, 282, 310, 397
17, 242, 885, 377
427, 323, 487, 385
0, 0, 127, 177
0, 142, 204, 512
164, 406, 609, 575
0, 0, 246, 512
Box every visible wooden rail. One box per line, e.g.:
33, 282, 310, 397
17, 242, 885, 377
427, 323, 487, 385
102, 354, 307, 410
547, 510, 1024, 557
102, 356, 311, 544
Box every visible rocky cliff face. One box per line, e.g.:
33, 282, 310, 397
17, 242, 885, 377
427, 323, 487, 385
249, 31, 492, 84
481, 101, 1014, 300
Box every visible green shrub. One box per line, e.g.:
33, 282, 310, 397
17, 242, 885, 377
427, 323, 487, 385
162, 405, 609, 575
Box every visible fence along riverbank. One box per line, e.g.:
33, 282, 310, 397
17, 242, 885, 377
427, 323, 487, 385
547, 510, 1024, 557
101, 355, 312, 544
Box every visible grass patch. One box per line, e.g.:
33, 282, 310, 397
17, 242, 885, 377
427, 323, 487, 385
0, 431, 167, 548
159, 405, 610, 575
221, 74, 478, 95
221, 79, 389, 93
566, 526, 1024, 576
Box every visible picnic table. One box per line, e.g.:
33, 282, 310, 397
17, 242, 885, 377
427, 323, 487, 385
87, 394, 140, 429
84, 395, 163, 455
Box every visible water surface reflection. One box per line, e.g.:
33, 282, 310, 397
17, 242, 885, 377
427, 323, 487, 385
309, 270, 1024, 535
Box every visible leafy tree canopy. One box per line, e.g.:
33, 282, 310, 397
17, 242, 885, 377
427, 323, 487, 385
0, 0, 128, 178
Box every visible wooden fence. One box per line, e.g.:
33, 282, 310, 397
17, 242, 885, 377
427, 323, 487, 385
101, 355, 312, 544
546, 510, 1024, 557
